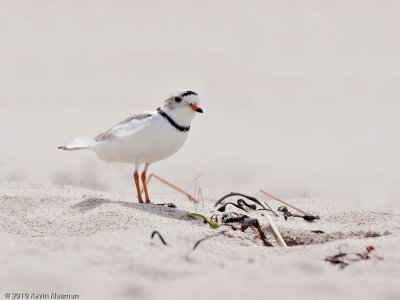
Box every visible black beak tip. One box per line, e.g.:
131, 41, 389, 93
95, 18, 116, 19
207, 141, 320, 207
196, 108, 203, 113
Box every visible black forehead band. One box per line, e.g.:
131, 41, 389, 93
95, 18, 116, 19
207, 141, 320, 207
181, 91, 197, 97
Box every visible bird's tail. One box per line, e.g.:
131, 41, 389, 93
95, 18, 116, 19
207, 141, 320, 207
58, 136, 97, 151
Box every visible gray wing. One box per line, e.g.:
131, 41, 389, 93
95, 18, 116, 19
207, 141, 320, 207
95, 112, 154, 141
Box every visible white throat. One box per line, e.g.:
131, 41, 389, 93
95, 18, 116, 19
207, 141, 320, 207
162, 106, 196, 127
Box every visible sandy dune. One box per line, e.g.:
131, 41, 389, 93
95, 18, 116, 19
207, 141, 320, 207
0, 181, 399, 300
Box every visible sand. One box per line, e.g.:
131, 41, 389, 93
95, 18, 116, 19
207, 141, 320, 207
0, 181, 399, 300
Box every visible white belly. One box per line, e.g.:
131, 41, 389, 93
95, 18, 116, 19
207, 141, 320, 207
92, 116, 189, 164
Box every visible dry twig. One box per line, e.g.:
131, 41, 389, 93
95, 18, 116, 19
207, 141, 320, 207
140, 173, 198, 203
259, 189, 310, 216
264, 214, 287, 247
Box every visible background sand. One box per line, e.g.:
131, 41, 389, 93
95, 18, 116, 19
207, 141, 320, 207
1, 1, 400, 210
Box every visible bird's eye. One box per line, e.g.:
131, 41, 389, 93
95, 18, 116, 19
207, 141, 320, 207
175, 97, 182, 103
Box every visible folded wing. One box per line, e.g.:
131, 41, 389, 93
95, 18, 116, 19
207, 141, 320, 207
95, 112, 154, 142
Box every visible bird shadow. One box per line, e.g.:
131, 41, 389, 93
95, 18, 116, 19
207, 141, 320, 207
71, 197, 194, 222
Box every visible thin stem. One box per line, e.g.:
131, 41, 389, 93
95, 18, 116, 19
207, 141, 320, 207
259, 189, 310, 216
140, 173, 198, 203
265, 214, 287, 247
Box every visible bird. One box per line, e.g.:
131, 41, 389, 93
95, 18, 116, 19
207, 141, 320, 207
58, 90, 203, 204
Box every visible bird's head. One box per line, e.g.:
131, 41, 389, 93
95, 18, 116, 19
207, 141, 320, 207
159, 90, 203, 126
162, 90, 203, 113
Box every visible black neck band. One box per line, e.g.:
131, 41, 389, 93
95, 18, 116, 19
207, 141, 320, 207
157, 108, 190, 132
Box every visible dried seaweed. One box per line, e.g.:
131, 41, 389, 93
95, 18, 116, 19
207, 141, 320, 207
155, 203, 177, 208
217, 201, 249, 212
237, 199, 258, 210
325, 245, 382, 269
214, 192, 278, 217
185, 230, 228, 258
241, 218, 273, 247
151, 231, 168, 245
278, 206, 320, 222
221, 212, 249, 224
192, 230, 228, 250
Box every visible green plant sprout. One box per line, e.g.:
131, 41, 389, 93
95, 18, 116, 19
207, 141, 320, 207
188, 213, 220, 229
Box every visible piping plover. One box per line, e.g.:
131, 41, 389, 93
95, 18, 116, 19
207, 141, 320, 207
59, 90, 203, 203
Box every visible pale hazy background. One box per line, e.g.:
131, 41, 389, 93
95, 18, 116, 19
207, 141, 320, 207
1, 0, 399, 209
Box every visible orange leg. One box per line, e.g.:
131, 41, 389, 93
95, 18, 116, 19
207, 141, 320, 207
141, 164, 150, 204
134, 171, 143, 203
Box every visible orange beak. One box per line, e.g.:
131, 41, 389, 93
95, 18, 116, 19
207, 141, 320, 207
190, 103, 203, 113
